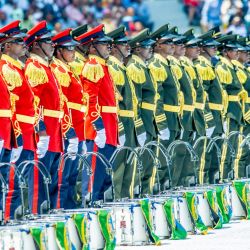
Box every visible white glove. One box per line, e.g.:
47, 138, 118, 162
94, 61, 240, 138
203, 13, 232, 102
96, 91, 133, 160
118, 134, 126, 147
159, 127, 170, 141
206, 126, 215, 138
223, 121, 227, 134
193, 131, 197, 141
0, 140, 4, 155
137, 132, 146, 147
67, 137, 79, 160
36, 136, 50, 159
82, 141, 87, 154
10, 146, 23, 163
180, 129, 184, 140
94, 129, 106, 148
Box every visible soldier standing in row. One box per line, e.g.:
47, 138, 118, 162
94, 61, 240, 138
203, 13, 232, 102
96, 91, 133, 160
107, 26, 139, 199
51, 29, 88, 209
25, 21, 78, 212
75, 24, 118, 203
127, 29, 158, 194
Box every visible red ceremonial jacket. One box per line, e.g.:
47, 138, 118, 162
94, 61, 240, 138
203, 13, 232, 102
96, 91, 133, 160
51, 58, 87, 142
25, 54, 75, 153
0, 54, 36, 151
80, 55, 118, 146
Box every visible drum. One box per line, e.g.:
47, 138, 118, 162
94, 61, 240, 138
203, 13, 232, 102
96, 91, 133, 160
0, 225, 36, 250
231, 180, 250, 219
50, 208, 108, 250
150, 198, 171, 239
105, 202, 149, 246
184, 188, 213, 228
172, 193, 194, 233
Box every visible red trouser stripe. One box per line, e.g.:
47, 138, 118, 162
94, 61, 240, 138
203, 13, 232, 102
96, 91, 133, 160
56, 155, 64, 209
5, 165, 15, 221
88, 143, 98, 193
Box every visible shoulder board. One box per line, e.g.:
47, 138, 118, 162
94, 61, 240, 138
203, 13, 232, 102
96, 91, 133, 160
215, 64, 232, 84
195, 62, 215, 81
126, 63, 146, 84
82, 58, 104, 83
148, 59, 167, 82
25, 60, 48, 87
51, 63, 71, 87
1, 64, 22, 91
108, 63, 125, 86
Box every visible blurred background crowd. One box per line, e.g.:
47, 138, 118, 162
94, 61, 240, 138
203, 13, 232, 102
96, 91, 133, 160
0, 0, 153, 35
0, 0, 250, 36
182, 0, 250, 35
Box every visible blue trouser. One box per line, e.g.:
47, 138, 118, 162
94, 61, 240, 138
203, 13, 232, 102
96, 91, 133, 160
0, 149, 11, 214
82, 141, 116, 203
57, 141, 82, 209
0, 149, 34, 219
34, 151, 61, 213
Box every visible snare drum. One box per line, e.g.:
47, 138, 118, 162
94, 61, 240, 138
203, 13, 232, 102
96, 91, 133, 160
150, 198, 171, 239
0, 226, 36, 250
105, 202, 149, 246
172, 192, 194, 233
231, 180, 250, 219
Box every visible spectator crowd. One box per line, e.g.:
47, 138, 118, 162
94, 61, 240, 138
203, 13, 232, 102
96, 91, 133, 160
0, 0, 153, 35
182, 0, 250, 35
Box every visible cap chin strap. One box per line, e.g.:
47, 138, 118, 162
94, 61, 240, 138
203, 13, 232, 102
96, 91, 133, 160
115, 44, 127, 59
93, 43, 104, 59
38, 42, 50, 60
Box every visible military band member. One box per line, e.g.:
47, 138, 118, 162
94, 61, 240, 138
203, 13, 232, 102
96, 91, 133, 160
0, 21, 36, 219
51, 28, 88, 208
195, 30, 225, 183
167, 28, 196, 186
75, 24, 118, 203
150, 24, 181, 190
25, 21, 78, 213
127, 29, 158, 194
107, 26, 139, 199
215, 35, 246, 181
231, 37, 250, 178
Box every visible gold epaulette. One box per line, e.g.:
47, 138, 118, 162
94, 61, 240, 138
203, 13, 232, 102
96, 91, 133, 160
215, 64, 232, 84
82, 58, 104, 83
2, 64, 22, 91
167, 56, 182, 80
126, 63, 146, 84
25, 61, 48, 87
148, 59, 167, 82
195, 62, 215, 81
231, 60, 247, 84
69, 60, 84, 77
183, 64, 196, 81
51, 64, 71, 87
108, 63, 125, 86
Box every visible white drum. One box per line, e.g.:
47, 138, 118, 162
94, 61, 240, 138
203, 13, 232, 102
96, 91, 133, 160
172, 193, 194, 233
150, 199, 170, 239
231, 180, 249, 219
106, 202, 148, 246
0, 226, 36, 250
185, 188, 213, 228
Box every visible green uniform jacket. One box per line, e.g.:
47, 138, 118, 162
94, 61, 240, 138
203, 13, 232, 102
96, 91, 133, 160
215, 57, 244, 125
195, 56, 224, 134
168, 55, 195, 132
232, 60, 250, 124
148, 53, 173, 132
127, 54, 158, 138
148, 53, 181, 132
107, 55, 138, 147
